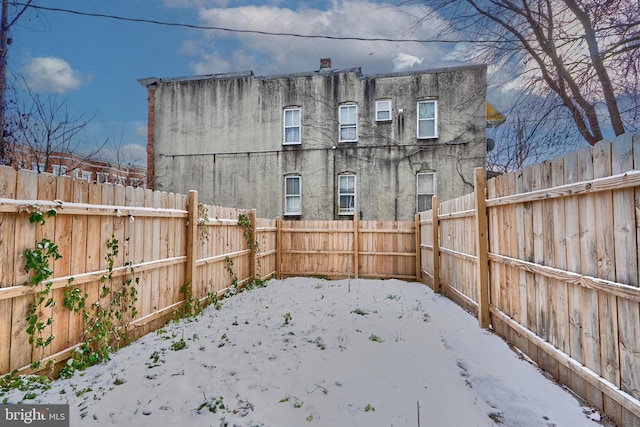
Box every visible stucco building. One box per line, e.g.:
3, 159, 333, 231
139, 60, 487, 220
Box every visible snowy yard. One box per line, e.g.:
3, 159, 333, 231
2, 278, 607, 426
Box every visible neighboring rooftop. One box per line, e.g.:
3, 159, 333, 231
138, 58, 484, 87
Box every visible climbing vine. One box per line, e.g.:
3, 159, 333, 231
19, 206, 62, 371
173, 282, 221, 321
60, 235, 139, 378
19, 209, 140, 379
22, 238, 60, 359
198, 204, 211, 240
237, 213, 258, 253
224, 256, 239, 297
237, 212, 265, 289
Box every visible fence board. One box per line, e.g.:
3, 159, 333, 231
51, 176, 73, 359
0, 166, 17, 373
616, 134, 640, 404
550, 156, 569, 357
84, 182, 102, 347
69, 179, 89, 349
30, 173, 55, 360
10, 170, 38, 371
487, 177, 499, 313
576, 146, 602, 385
504, 171, 518, 324
593, 141, 621, 419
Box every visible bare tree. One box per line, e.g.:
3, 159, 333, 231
0, 0, 35, 164
400, 0, 639, 146
486, 86, 584, 172
105, 128, 146, 187
7, 85, 104, 173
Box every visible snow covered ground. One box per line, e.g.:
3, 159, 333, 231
2, 277, 608, 426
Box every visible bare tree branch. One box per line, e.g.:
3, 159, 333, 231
398, 0, 636, 149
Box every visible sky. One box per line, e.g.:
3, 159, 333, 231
8, 0, 487, 166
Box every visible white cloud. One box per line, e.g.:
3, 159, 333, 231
392, 53, 423, 71
184, 1, 453, 76
118, 143, 147, 166
134, 125, 148, 138
23, 56, 88, 94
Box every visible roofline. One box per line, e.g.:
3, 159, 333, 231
138, 71, 255, 87
366, 63, 486, 79
138, 62, 486, 86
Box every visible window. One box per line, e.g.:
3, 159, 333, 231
417, 100, 438, 139
52, 165, 67, 176
284, 108, 301, 145
376, 100, 392, 121
338, 174, 356, 215
284, 176, 301, 215
339, 105, 358, 142
97, 172, 109, 183
81, 171, 92, 182
417, 172, 436, 212
31, 162, 45, 173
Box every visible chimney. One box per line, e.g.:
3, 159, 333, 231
320, 58, 332, 70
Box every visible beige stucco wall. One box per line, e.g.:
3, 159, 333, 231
145, 64, 487, 220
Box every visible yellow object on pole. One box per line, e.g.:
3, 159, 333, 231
486, 102, 505, 128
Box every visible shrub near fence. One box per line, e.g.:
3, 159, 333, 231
419, 133, 640, 427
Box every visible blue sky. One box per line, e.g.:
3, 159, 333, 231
9, 0, 494, 165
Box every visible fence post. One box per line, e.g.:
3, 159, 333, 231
185, 190, 198, 296
275, 216, 282, 279
250, 209, 258, 280
432, 196, 441, 293
414, 213, 422, 282
474, 168, 490, 328
353, 212, 359, 278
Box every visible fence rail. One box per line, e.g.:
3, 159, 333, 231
419, 132, 640, 427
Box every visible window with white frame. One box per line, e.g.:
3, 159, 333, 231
416, 172, 436, 212
376, 100, 392, 121
52, 165, 67, 176
81, 170, 92, 182
32, 162, 45, 173
284, 107, 301, 145
97, 172, 109, 183
73, 169, 80, 179
338, 174, 356, 215
417, 100, 438, 139
284, 175, 301, 215
339, 105, 358, 142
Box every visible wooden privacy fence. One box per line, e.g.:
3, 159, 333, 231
0, 169, 276, 376
419, 133, 640, 427
276, 214, 418, 280
0, 166, 419, 375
